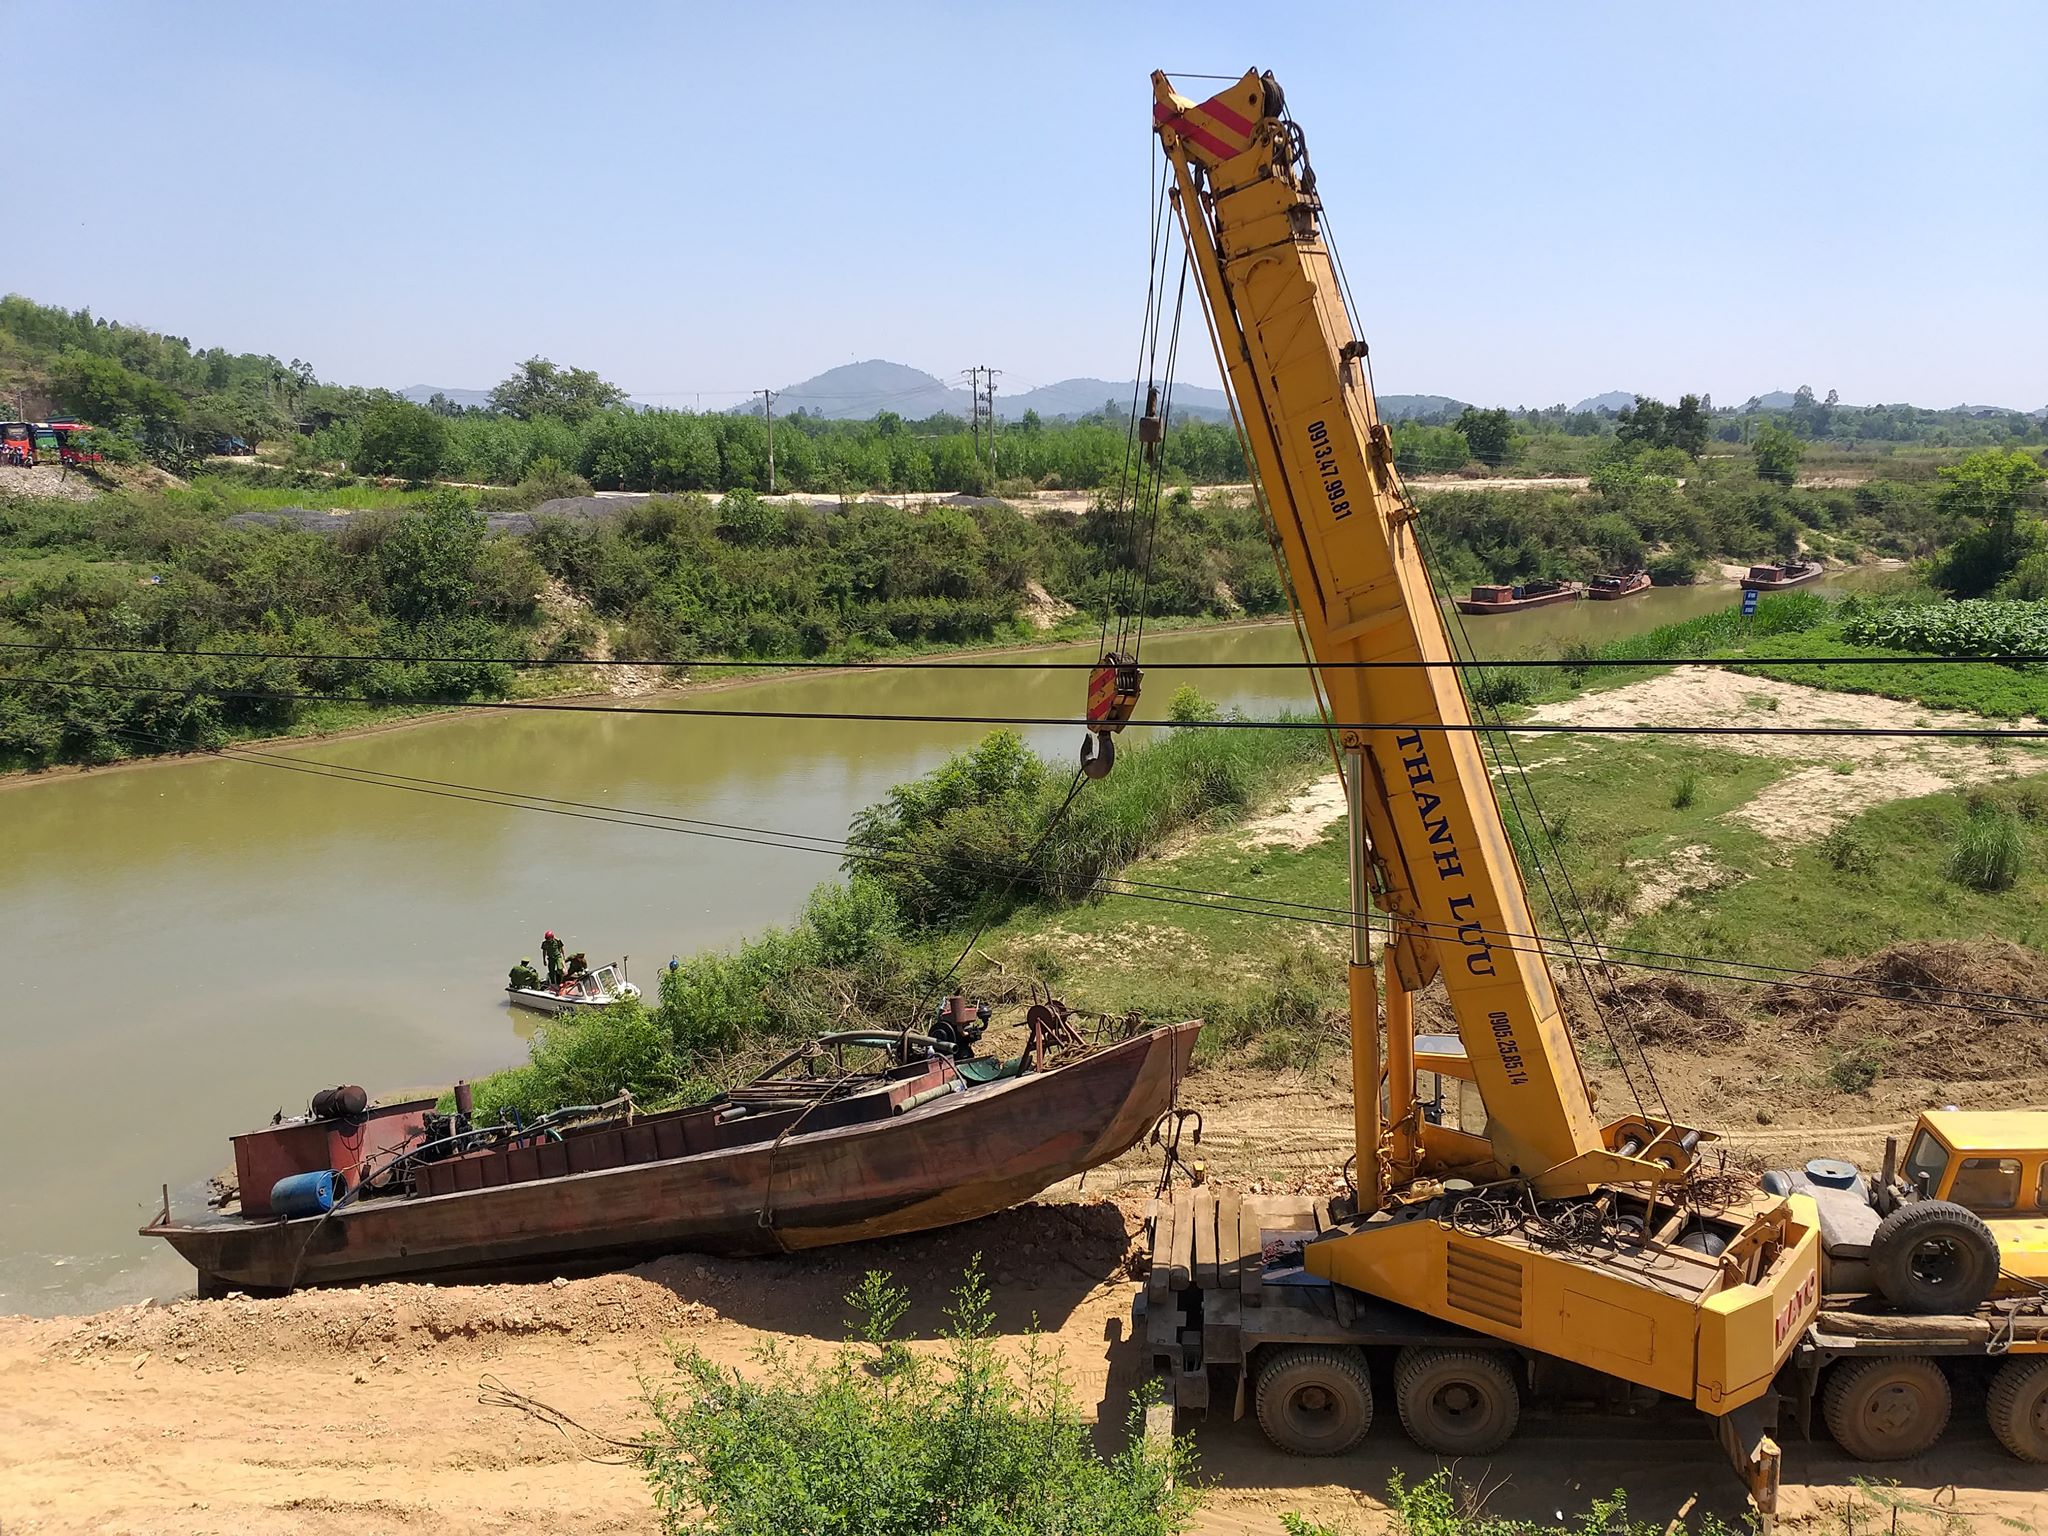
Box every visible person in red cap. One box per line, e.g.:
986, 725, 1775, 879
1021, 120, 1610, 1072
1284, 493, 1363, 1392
541, 929, 566, 986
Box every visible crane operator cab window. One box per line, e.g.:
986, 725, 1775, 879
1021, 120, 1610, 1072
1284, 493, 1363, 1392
1951, 1157, 2022, 1210
1410, 1033, 1487, 1137
1902, 1128, 1949, 1197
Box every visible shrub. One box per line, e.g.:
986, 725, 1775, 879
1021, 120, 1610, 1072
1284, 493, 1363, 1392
639, 1265, 1199, 1536
1947, 804, 2025, 891
1169, 683, 1221, 723
1819, 825, 1878, 874
1670, 772, 1699, 810
1466, 666, 1534, 709
1647, 551, 1699, 586
1827, 1041, 1886, 1094
464, 999, 689, 1123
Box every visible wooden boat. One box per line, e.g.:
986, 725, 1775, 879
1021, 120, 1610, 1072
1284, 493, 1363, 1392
508, 960, 640, 1015
1454, 578, 1584, 615
1587, 569, 1651, 601
143, 1011, 1201, 1295
1740, 559, 1824, 591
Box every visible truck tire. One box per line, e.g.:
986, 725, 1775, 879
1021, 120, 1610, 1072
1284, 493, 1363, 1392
1822, 1356, 1951, 1461
1255, 1346, 1373, 1456
1987, 1357, 2048, 1464
1394, 1346, 1521, 1456
1869, 1200, 2000, 1314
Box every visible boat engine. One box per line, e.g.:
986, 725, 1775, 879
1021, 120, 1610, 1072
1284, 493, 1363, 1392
931, 994, 990, 1059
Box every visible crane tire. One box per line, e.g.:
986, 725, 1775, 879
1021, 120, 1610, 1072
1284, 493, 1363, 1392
1394, 1346, 1521, 1456
1822, 1356, 1951, 1461
1254, 1346, 1373, 1456
1987, 1357, 2048, 1464
1869, 1200, 2000, 1314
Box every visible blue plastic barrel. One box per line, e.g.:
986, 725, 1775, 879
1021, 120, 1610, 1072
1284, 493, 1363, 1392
270, 1169, 344, 1218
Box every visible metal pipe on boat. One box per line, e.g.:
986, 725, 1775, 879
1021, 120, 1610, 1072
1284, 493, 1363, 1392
895, 1080, 963, 1114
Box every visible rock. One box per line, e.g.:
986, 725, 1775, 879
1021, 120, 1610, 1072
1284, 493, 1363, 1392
551, 1276, 568, 1289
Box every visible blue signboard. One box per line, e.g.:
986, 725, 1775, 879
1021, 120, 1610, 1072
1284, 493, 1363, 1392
1741, 587, 1759, 617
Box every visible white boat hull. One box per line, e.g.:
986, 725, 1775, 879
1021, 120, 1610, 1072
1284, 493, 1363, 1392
507, 982, 642, 1016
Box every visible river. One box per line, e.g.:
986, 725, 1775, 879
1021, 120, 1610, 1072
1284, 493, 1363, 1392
0, 576, 1845, 1315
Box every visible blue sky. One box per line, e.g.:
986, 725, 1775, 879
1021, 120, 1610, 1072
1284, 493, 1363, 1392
7, 1, 2043, 409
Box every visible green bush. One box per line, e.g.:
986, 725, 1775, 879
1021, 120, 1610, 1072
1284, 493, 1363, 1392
639, 1265, 1198, 1536
1840, 598, 2048, 657
1466, 666, 1535, 709
463, 999, 692, 1123
1670, 772, 1699, 810
1947, 804, 2025, 891
846, 725, 1324, 929
1819, 825, 1878, 875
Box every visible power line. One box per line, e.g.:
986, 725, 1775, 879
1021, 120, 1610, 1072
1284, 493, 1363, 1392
110, 729, 2048, 1025
7, 638, 2042, 674
10, 671, 2048, 741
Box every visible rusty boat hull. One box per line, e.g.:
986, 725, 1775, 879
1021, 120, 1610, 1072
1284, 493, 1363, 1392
146, 1021, 1200, 1293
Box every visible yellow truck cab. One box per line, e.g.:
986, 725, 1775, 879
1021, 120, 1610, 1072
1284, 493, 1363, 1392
1902, 1110, 2048, 1289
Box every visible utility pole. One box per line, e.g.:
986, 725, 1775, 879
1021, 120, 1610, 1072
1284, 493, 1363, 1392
756, 389, 778, 493
983, 367, 1000, 475
966, 366, 982, 464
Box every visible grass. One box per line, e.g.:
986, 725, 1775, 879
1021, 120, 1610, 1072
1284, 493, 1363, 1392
1948, 802, 2026, 891
1630, 774, 2048, 965
1735, 625, 2048, 720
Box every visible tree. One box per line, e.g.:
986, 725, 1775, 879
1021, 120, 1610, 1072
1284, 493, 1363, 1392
1666, 393, 1710, 457
1929, 448, 2048, 597
1614, 396, 1670, 451
1752, 421, 1804, 485
1453, 406, 1513, 466
1616, 394, 1710, 458
488, 357, 626, 423
357, 398, 450, 482
373, 492, 486, 621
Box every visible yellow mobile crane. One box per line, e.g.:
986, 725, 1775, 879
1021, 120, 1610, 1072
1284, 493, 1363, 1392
1138, 68, 1825, 1506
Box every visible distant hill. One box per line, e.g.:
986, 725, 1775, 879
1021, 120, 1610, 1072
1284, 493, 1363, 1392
1570, 391, 1638, 414
399, 385, 495, 409
751, 360, 971, 421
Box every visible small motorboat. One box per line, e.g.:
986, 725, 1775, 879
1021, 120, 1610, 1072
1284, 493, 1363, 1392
1454, 577, 1585, 615
508, 961, 641, 1015
1740, 559, 1824, 591
1588, 569, 1651, 600
142, 1000, 1202, 1294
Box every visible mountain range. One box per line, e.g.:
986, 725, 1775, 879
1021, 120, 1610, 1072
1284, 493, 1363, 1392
397, 368, 2039, 423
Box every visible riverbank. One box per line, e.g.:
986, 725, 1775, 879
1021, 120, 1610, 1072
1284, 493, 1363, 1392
0, 552, 1899, 790
6, 1169, 2043, 1536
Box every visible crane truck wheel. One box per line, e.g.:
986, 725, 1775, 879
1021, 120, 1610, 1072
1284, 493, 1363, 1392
1393, 1346, 1521, 1456
1868, 1200, 2000, 1314
1254, 1346, 1373, 1455
1986, 1357, 2048, 1463
1821, 1356, 1952, 1461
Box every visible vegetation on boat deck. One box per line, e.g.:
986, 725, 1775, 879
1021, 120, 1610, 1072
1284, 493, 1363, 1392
639, 1264, 1195, 1536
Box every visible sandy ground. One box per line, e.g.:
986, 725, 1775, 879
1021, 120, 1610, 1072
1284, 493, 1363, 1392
1529, 666, 2037, 843
6, 1037, 2046, 1535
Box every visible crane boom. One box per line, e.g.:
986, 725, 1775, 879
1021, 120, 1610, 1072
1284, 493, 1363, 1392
1152, 68, 1600, 1187
1151, 72, 1821, 1461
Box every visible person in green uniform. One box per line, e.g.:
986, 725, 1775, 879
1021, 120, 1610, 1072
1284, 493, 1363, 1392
541, 930, 566, 986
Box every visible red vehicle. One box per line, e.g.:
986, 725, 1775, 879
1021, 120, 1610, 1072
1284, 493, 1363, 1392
0, 421, 34, 468
45, 419, 103, 467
